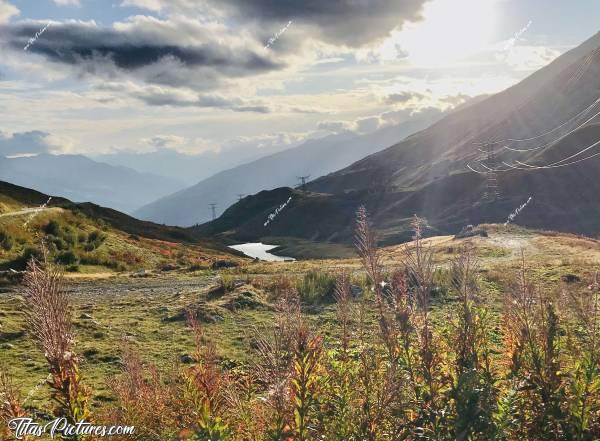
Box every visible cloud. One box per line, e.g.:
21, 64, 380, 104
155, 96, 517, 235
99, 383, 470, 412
119, 0, 428, 47
97, 81, 272, 112
500, 46, 561, 72
439, 93, 471, 106
0, 1, 18, 24
121, 0, 164, 12
0, 130, 54, 156
385, 91, 427, 104
1, 16, 284, 90
380, 106, 444, 125
356, 116, 382, 133
52, 0, 81, 6
143, 135, 186, 149
317, 120, 355, 133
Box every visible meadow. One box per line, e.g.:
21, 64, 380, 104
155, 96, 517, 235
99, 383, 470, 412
0, 212, 599, 440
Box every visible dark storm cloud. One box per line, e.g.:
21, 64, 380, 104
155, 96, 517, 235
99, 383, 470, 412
210, 0, 428, 46
0, 21, 283, 87
0, 130, 53, 156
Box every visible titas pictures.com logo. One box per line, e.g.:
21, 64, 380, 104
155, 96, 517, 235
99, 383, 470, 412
8, 417, 135, 439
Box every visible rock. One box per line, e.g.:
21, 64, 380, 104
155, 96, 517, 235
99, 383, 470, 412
350, 285, 364, 298
211, 260, 239, 269
455, 225, 488, 239
180, 354, 194, 364
1, 343, 14, 349
79, 313, 93, 320
0, 331, 24, 342
561, 274, 580, 284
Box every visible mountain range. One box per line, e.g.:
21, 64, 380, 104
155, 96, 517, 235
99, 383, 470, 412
134, 110, 445, 226
0, 153, 185, 214
195, 31, 600, 255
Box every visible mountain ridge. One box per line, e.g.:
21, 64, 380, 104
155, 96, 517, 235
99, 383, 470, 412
195, 30, 600, 255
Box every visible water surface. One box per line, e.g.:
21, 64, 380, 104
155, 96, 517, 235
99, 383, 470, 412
229, 243, 295, 262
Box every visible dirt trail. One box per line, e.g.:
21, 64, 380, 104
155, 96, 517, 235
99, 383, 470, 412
0, 206, 61, 219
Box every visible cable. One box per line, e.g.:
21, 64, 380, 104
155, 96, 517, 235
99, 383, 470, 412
473, 96, 600, 150
467, 137, 600, 174
506, 98, 600, 142
515, 138, 600, 168
503, 106, 600, 152
503, 151, 600, 170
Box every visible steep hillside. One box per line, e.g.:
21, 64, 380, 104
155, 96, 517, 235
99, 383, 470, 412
0, 181, 242, 274
197, 32, 600, 255
0, 154, 186, 213
134, 112, 443, 226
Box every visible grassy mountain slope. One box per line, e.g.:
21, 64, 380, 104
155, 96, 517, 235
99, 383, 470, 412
196, 32, 600, 256
0, 181, 242, 273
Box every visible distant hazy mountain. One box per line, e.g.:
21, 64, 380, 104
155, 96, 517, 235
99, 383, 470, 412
94, 143, 299, 185
134, 112, 444, 226
197, 31, 600, 249
0, 154, 186, 213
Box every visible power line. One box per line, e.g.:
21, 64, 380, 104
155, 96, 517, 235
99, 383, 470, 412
467, 136, 600, 173
502, 150, 600, 170
473, 96, 600, 150
503, 104, 600, 153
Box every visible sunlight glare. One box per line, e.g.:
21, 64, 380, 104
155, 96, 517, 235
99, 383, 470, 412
393, 0, 499, 65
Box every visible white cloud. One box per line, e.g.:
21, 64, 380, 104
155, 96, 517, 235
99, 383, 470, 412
501, 46, 562, 72
317, 120, 355, 133
53, 0, 81, 6
120, 0, 164, 12
0, 0, 18, 24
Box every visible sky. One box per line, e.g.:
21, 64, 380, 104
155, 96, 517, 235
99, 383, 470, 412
0, 0, 599, 158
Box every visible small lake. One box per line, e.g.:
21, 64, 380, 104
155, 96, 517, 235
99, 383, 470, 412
229, 243, 295, 262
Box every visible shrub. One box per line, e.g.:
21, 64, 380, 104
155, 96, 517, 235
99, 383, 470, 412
219, 273, 236, 292
10, 247, 43, 270
55, 250, 79, 265
296, 270, 336, 304
0, 229, 13, 251
85, 230, 107, 251
44, 220, 61, 236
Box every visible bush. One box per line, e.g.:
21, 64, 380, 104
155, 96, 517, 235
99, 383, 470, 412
85, 230, 107, 251
10, 247, 44, 270
296, 270, 336, 304
44, 220, 61, 236
0, 229, 13, 251
55, 251, 79, 266
219, 273, 236, 292
48, 235, 69, 251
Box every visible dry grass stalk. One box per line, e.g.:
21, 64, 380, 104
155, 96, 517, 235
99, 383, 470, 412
22, 257, 90, 425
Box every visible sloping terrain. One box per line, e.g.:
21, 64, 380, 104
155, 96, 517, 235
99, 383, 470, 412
0, 153, 186, 213
1, 224, 597, 407
197, 32, 600, 254
134, 112, 443, 226
0, 181, 242, 273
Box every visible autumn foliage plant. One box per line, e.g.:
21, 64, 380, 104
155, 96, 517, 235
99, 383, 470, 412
1, 210, 599, 440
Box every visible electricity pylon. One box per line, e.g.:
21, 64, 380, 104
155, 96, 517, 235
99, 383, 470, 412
297, 175, 310, 191
209, 203, 217, 220
477, 142, 501, 203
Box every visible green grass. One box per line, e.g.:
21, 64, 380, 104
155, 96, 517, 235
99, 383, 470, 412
1, 225, 598, 414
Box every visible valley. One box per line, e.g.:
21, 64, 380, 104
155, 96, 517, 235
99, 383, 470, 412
0, 5, 599, 438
